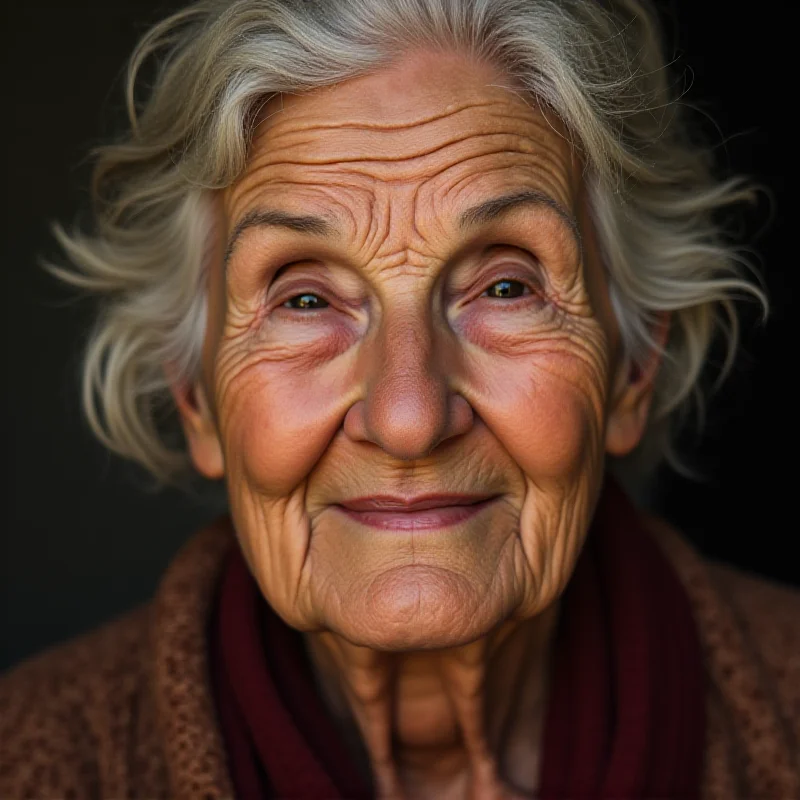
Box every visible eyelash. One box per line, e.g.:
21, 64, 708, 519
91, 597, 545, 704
275, 270, 543, 313
282, 292, 330, 310
479, 277, 537, 301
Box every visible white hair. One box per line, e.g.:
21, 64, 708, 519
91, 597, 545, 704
51, 0, 768, 488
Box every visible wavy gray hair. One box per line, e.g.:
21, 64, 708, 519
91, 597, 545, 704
51, 0, 767, 488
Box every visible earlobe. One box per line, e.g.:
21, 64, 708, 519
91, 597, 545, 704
605, 313, 670, 458
165, 368, 225, 479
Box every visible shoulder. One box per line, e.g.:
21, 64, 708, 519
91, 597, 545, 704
706, 557, 800, 635
648, 512, 800, 660
0, 519, 235, 799
704, 557, 800, 696
700, 559, 800, 792
644, 513, 800, 790
0, 605, 167, 798
646, 512, 800, 678
644, 510, 800, 626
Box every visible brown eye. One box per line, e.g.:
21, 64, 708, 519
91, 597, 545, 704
484, 279, 526, 299
284, 293, 329, 310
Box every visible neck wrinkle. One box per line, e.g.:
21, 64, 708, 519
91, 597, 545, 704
302, 599, 561, 799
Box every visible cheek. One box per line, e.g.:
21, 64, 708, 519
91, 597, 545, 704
217, 351, 358, 495
465, 347, 606, 481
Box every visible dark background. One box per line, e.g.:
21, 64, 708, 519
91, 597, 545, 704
2, 1, 796, 672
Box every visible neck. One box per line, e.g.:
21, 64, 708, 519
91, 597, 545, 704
303, 602, 560, 799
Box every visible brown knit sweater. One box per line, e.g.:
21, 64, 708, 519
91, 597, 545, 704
1, 516, 799, 799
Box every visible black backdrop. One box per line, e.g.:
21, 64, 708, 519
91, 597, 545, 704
2, 0, 797, 671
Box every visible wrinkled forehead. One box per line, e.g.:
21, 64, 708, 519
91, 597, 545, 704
223, 50, 580, 232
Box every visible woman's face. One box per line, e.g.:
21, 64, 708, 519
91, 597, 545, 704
182, 50, 653, 649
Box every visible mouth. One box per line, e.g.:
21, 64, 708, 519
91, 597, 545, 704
334, 494, 499, 531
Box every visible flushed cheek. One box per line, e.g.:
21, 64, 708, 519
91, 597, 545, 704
466, 351, 604, 483
218, 351, 360, 496
462, 353, 606, 615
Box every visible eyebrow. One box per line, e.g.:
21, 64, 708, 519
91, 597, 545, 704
223, 208, 336, 266
459, 189, 581, 252
224, 188, 581, 267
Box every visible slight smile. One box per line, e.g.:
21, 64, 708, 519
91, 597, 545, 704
335, 494, 499, 531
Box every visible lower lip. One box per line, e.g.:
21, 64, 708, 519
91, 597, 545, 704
336, 499, 496, 531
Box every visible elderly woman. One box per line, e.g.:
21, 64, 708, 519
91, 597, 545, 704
2, 0, 798, 797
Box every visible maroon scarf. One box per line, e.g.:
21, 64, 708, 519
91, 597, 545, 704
210, 478, 706, 798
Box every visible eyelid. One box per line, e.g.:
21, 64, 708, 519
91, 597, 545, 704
270, 280, 367, 320
269, 274, 331, 303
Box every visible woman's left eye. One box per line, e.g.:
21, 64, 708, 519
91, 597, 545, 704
283, 293, 329, 310
483, 279, 528, 299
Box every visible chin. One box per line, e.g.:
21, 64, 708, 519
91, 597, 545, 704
329, 564, 508, 651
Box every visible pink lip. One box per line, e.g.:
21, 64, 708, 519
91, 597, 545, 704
336, 494, 497, 531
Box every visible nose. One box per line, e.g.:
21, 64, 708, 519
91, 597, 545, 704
343, 315, 473, 460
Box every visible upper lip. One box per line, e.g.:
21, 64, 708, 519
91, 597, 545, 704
338, 494, 495, 512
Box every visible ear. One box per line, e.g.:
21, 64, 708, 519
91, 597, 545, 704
605, 313, 671, 457
166, 368, 225, 479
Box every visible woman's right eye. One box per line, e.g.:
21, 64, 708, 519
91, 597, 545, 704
283, 293, 329, 310
483, 279, 528, 299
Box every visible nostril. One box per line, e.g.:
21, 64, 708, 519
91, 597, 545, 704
448, 393, 475, 440
342, 399, 370, 443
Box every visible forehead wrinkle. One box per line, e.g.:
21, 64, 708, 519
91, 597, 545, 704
241, 143, 572, 196
311, 181, 368, 236
361, 192, 392, 261
238, 109, 574, 215
408, 181, 436, 256
316, 181, 388, 263
249, 106, 570, 174
248, 133, 538, 174
261, 97, 518, 137
291, 103, 563, 139
227, 86, 581, 269
353, 193, 420, 273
